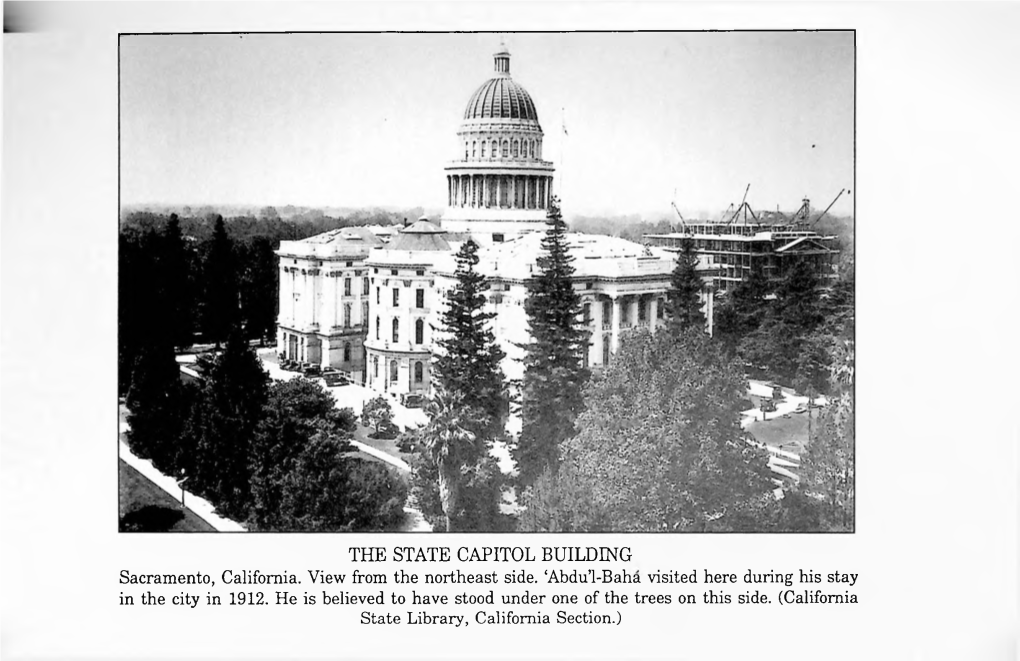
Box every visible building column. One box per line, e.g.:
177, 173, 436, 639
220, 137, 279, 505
610, 296, 621, 355
594, 296, 605, 365
649, 297, 659, 332
629, 297, 639, 331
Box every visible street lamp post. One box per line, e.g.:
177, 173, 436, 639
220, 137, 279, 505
177, 469, 189, 510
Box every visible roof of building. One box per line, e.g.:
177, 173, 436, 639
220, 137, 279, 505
463, 49, 539, 122
388, 219, 452, 253
277, 225, 386, 259
466, 232, 681, 281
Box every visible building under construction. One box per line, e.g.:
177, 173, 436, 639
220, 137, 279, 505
644, 189, 843, 293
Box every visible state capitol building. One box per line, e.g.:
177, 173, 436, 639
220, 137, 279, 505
275, 46, 713, 396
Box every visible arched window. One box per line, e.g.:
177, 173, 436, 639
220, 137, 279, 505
373, 355, 379, 378
502, 140, 509, 157
480, 141, 486, 158
530, 140, 536, 158
472, 141, 477, 158
392, 317, 399, 342
512, 139, 519, 158
343, 303, 352, 328
491, 140, 497, 158
361, 301, 369, 325
343, 342, 351, 362
414, 361, 423, 383
465, 143, 469, 159
415, 318, 424, 344
390, 360, 398, 382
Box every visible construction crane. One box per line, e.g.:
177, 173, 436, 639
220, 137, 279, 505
670, 188, 690, 234
809, 188, 846, 227
791, 196, 812, 225
727, 183, 759, 225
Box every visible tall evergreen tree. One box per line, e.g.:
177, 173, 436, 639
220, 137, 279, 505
125, 339, 187, 473
433, 238, 507, 442
193, 326, 269, 519
666, 236, 706, 332
239, 236, 279, 345
202, 216, 240, 348
515, 196, 590, 487
162, 214, 197, 350
775, 259, 823, 332
713, 264, 770, 355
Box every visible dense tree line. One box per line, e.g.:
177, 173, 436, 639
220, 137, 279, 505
120, 214, 283, 395
124, 329, 407, 531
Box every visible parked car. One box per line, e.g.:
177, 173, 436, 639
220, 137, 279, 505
303, 364, 321, 377
400, 393, 425, 409
323, 372, 347, 387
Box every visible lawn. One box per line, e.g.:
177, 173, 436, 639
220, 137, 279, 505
353, 424, 416, 465
745, 407, 823, 454
119, 459, 216, 532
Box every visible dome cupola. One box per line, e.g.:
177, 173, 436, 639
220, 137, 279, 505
463, 47, 539, 123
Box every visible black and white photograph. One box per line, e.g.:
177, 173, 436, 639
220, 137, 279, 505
118, 32, 854, 534
4, 3, 1018, 660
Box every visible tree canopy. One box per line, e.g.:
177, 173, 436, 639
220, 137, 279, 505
520, 328, 775, 532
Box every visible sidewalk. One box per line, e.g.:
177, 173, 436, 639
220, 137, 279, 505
119, 420, 246, 532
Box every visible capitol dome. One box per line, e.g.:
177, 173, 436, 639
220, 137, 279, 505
462, 47, 540, 123
463, 77, 539, 122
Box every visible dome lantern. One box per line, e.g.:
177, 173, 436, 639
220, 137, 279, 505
494, 44, 511, 76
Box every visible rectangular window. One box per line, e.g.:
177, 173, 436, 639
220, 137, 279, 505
363, 278, 369, 295
391, 269, 398, 276
392, 288, 400, 306
416, 289, 424, 308
376, 287, 380, 305
638, 300, 647, 321
344, 278, 352, 296
416, 269, 425, 276
493, 233, 504, 243
392, 319, 399, 343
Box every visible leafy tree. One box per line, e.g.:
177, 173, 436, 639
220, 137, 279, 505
517, 464, 608, 532
202, 216, 240, 348
796, 330, 855, 531
520, 328, 775, 532
362, 395, 394, 433
433, 238, 507, 442
277, 433, 407, 531
125, 340, 187, 473
249, 378, 355, 529
192, 327, 269, 519
515, 196, 590, 487
666, 236, 705, 332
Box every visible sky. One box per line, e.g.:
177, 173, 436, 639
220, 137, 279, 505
120, 32, 854, 218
